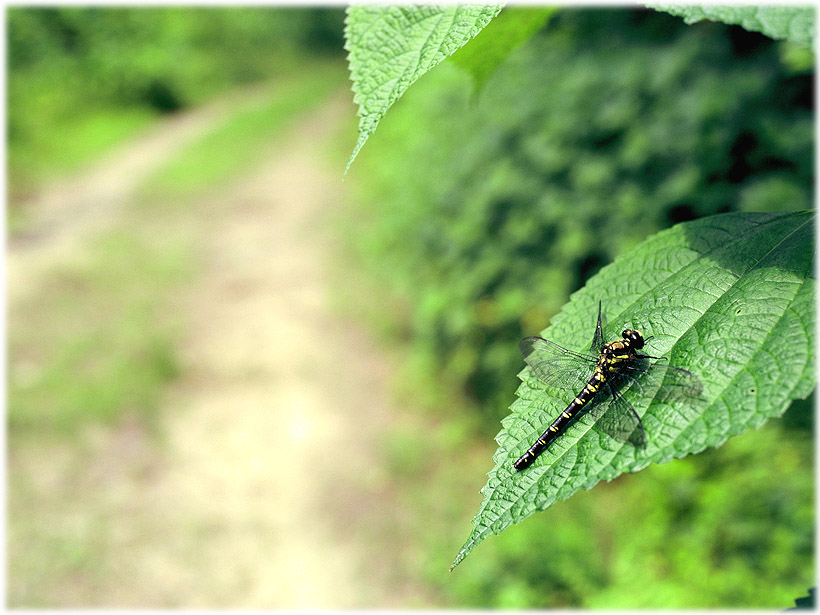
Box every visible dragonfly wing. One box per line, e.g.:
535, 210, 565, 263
622, 361, 703, 402
519, 336, 595, 391
589, 300, 606, 353
589, 384, 645, 446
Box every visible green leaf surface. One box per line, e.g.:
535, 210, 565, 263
649, 4, 815, 50
344, 4, 502, 174
449, 7, 555, 92
452, 211, 815, 570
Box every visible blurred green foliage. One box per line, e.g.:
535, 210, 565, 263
349, 7, 814, 608
7, 7, 344, 191
353, 8, 814, 429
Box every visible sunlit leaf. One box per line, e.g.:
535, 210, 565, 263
453, 211, 815, 569
344, 5, 502, 174
650, 5, 815, 50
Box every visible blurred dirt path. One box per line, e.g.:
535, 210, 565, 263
9, 91, 425, 606
126, 93, 408, 607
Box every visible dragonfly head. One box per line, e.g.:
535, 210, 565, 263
622, 329, 644, 349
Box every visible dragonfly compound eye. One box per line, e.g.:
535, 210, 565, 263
621, 329, 643, 347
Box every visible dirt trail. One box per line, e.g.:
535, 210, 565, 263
9, 90, 424, 606
8, 84, 273, 305
127, 93, 403, 607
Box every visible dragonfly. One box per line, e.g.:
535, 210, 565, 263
514, 301, 702, 471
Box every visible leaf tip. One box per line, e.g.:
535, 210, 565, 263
344, 134, 368, 177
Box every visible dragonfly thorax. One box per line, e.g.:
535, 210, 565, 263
598, 329, 644, 358
598, 329, 645, 371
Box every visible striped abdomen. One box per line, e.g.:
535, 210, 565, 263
513, 367, 607, 471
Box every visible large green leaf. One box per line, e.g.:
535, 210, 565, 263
452, 211, 815, 569
344, 5, 502, 174
649, 5, 815, 50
